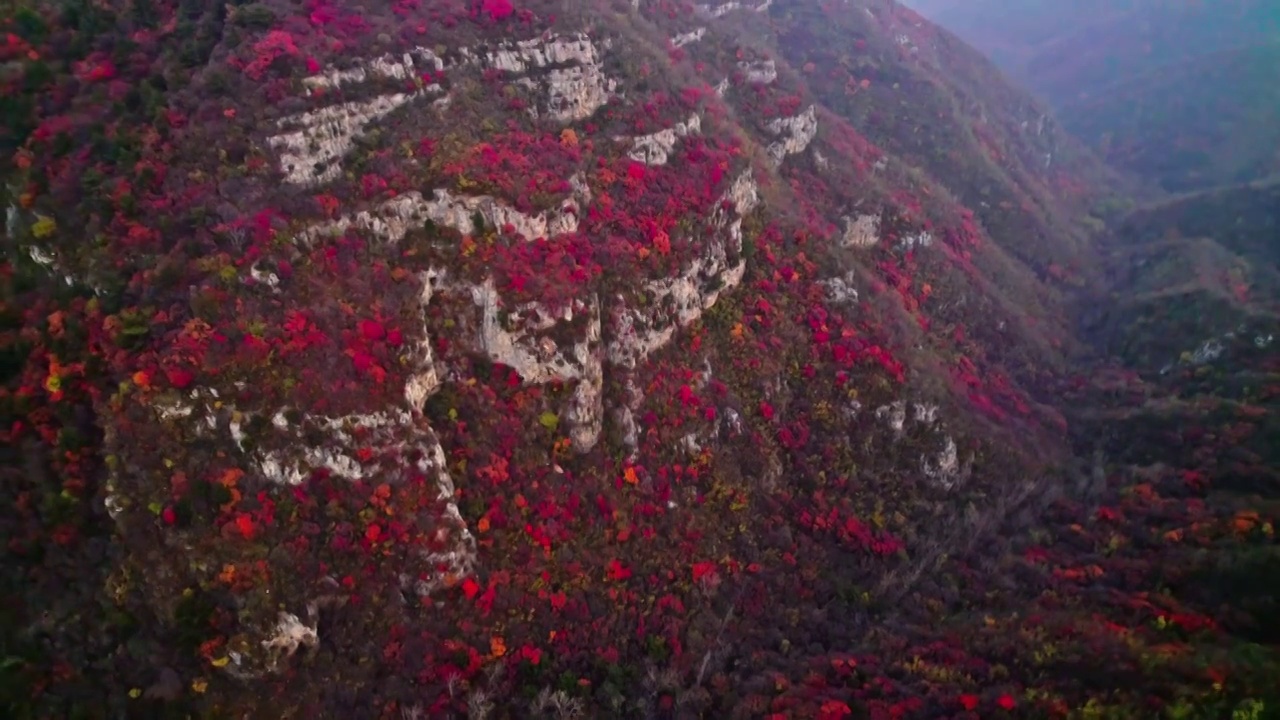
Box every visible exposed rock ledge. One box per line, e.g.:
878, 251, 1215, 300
739, 59, 777, 85
299, 185, 583, 245
671, 28, 706, 48
841, 213, 881, 249
766, 105, 819, 166
275, 34, 618, 186
620, 114, 702, 166
134, 55, 765, 676
268, 90, 440, 187
608, 170, 760, 368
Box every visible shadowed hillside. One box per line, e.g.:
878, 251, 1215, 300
1068, 181, 1280, 699
1086, 178, 1280, 384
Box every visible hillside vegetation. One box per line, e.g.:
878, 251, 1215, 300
2, 0, 1278, 718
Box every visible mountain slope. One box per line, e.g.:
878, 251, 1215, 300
907, 0, 1280, 193
1086, 178, 1280, 377
3, 1, 1277, 718
1068, 180, 1280, 688
1056, 41, 1280, 193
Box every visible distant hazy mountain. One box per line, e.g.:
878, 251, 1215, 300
908, 0, 1280, 192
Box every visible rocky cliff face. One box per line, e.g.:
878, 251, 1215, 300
6, 1, 1275, 718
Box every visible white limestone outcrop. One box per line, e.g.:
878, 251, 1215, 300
727, 167, 762, 214
876, 400, 908, 436
898, 230, 934, 251
535, 63, 618, 122
738, 59, 777, 84
871, 399, 965, 490
913, 403, 939, 424
460, 34, 619, 122
440, 277, 605, 449
219, 608, 322, 681
405, 271, 443, 412
268, 91, 433, 187
271, 81, 764, 457
696, 2, 742, 18
476, 34, 603, 72
622, 114, 701, 165
694, 0, 770, 16
470, 280, 595, 385
608, 170, 759, 368
923, 436, 960, 488
304, 34, 607, 91
301, 47, 446, 93
766, 105, 819, 166
671, 28, 706, 48
614, 375, 644, 459
258, 612, 319, 673
609, 256, 745, 369
293, 173, 603, 447
566, 297, 605, 451
821, 272, 860, 304
299, 187, 581, 245
275, 34, 617, 186
145, 393, 477, 598
841, 213, 881, 248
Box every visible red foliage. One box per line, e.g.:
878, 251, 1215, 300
462, 578, 481, 600
242, 31, 301, 80
759, 401, 775, 420
692, 561, 717, 582
358, 319, 386, 341
480, 0, 514, 21
234, 514, 256, 539
164, 367, 195, 389
75, 56, 117, 83
606, 559, 632, 581
817, 700, 853, 719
